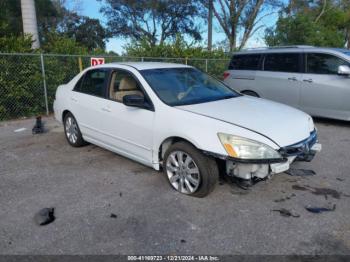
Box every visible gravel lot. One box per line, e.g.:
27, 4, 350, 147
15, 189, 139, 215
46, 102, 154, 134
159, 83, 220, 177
0, 116, 350, 255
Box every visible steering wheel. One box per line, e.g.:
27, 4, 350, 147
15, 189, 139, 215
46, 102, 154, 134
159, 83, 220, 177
177, 84, 201, 101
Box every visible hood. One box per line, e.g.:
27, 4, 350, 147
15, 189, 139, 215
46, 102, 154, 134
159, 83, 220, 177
176, 96, 314, 147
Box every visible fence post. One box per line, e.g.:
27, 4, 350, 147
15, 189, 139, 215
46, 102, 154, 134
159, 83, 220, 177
141, 57, 144, 62
185, 57, 188, 65
40, 53, 49, 116
205, 59, 208, 72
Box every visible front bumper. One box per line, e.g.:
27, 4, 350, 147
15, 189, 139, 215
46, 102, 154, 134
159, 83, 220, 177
204, 130, 321, 180
279, 130, 321, 162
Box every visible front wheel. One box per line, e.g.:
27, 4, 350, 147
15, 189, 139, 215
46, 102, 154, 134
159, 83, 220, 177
163, 142, 219, 197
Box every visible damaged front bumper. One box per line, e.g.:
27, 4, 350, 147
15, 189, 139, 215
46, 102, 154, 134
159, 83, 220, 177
206, 130, 322, 180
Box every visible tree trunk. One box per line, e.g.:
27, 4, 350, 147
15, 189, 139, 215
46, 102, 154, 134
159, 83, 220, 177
21, 0, 40, 49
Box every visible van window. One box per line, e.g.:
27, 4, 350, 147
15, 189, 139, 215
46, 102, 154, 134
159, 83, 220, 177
77, 69, 108, 97
264, 53, 300, 73
306, 53, 350, 75
228, 54, 261, 70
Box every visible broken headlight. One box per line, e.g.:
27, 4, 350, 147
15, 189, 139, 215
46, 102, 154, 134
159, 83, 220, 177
218, 133, 282, 160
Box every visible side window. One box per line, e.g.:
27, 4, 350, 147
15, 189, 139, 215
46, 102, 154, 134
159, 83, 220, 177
108, 70, 144, 102
264, 53, 300, 73
229, 54, 261, 70
73, 75, 84, 91
306, 53, 349, 75
78, 69, 108, 97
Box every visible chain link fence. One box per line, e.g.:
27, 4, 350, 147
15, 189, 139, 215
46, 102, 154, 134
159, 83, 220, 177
0, 53, 230, 121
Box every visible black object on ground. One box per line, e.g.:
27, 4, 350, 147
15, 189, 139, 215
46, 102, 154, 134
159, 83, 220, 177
34, 208, 55, 226
285, 169, 316, 176
305, 204, 336, 214
110, 213, 117, 218
272, 208, 300, 218
180, 239, 186, 243
32, 116, 44, 134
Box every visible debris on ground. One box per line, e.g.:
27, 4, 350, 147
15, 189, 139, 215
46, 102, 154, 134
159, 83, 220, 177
305, 204, 336, 214
110, 213, 117, 218
285, 169, 316, 177
34, 208, 55, 226
14, 128, 27, 133
119, 192, 122, 197
272, 208, 300, 218
180, 239, 186, 243
336, 178, 345, 182
32, 116, 45, 134
274, 193, 296, 203
292, 184, 344, 199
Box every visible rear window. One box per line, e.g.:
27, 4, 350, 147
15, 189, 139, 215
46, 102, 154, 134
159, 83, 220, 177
228, 54, 261, 70
264, 53, 300, 73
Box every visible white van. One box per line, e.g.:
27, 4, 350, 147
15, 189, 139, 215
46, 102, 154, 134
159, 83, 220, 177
223, 46, 350, 121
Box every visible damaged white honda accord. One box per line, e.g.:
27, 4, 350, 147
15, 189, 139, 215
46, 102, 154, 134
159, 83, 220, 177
54, 62, 321, 197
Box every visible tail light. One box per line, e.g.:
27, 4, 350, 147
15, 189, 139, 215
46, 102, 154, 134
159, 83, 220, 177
223, 72, 230, 80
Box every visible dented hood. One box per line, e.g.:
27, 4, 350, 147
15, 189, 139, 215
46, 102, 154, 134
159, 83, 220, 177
177, 96, 314, 147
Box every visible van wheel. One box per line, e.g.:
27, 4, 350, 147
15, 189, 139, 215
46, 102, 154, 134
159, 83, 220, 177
63, 112, 86, 147
242, 90, 259, 97
163, 142, 219, 197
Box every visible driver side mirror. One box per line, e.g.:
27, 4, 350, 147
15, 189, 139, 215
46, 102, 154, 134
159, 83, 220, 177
338, 65, 350, 76
122, 94, 152, 110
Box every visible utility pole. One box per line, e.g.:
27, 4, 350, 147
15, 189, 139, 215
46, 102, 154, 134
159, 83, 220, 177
208, 0, 213, 51
21, 0, 40, 49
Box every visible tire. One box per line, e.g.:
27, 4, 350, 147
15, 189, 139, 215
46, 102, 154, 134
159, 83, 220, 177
242, 90, 259, 97
163, 141, 219, 197
63, 112, 86, 147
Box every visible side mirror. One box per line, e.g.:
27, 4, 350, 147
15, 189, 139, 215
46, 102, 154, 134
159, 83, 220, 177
123, 94, 147, 109
338, 65, 350, 76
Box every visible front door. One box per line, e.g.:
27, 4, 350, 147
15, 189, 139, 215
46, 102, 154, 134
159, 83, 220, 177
300, 52, 350, 119
98, 69, 155, 165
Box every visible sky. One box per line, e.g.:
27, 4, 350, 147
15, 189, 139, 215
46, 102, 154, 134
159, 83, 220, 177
65, 0, 279, 54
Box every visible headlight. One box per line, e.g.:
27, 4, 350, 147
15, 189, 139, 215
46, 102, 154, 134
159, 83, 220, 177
218, 133, 282, 160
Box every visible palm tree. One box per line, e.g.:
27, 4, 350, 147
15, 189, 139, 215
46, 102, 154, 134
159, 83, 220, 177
21, 0, 40, 48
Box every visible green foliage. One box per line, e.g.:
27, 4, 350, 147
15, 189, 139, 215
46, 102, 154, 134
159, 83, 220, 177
265, 0, 350, 47
41, 33, 88, 54
100, 0, 205, 46
125, 36, 230, 78
0, 35, 33, 53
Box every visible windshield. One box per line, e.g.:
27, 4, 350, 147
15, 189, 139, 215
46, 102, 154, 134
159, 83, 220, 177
140, 67, 239, 106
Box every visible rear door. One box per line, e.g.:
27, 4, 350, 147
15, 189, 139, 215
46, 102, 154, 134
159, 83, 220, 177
255, 52, 302, 108
300, 52, 350, 119
224, 54, 261, 92
71, 68, 110, 140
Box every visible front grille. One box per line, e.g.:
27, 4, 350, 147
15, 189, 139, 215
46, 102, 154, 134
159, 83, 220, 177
279, 130, 317, 158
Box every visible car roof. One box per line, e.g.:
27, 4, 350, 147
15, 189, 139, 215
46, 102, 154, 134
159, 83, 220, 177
96, 62, 192, 70
234, 46, 350, 55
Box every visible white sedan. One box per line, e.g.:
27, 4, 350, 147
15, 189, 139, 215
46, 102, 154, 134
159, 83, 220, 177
54, 62, 321, 197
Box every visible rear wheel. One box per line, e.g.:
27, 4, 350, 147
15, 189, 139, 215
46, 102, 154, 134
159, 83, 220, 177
163, 142, 219, 197
242, 90, 259, 97
63, 112, 86, 147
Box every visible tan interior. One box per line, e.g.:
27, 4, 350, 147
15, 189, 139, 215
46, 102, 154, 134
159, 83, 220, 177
110, 74, 143, 102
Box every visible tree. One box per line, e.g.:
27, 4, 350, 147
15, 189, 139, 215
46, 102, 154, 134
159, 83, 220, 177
209, 0, 283, 51
58, 12, 108, 50
265, 0, 350, 47
99, 0, 205, 46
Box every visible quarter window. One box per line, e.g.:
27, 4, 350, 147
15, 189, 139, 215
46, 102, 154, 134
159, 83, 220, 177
306, 53, 350, 75
229, 54, 261, 70
77, 69, 108, 97
264, 53, 300, 73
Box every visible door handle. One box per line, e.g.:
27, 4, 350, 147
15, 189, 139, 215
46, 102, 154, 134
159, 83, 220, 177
71, 97, 78, 102
303, 79, 313, 83
287, 77, 298, 81
101, 107, 111, 112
